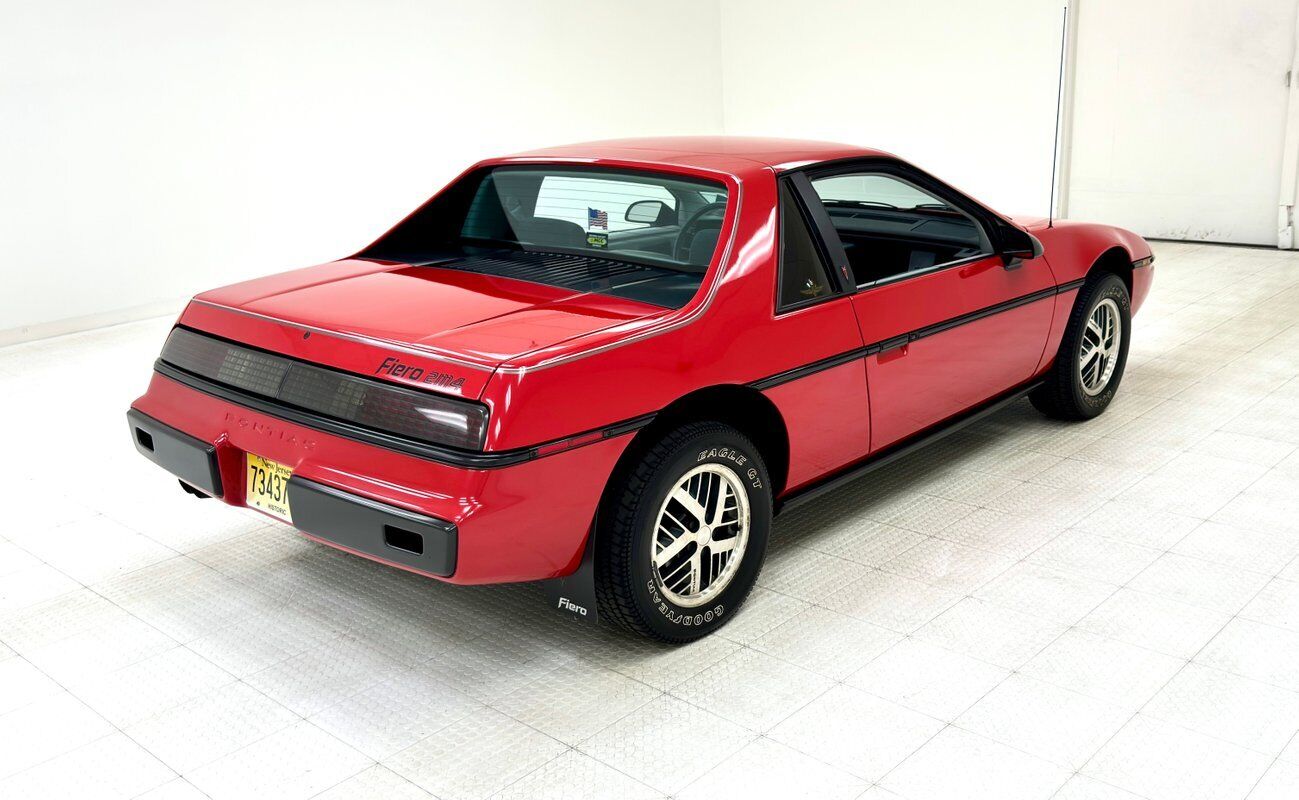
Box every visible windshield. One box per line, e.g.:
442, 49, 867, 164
359, 165, 731, 308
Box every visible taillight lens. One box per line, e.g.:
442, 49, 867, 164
160, 328, 489, 451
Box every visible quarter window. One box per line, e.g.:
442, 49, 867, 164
810, 172, 992, 286
778, 183, 836, 310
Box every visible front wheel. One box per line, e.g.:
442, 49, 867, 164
594, 422, 772, 643
1031, 272, 1132, 420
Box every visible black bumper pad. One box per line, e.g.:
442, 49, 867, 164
286, 477, 457, 577
127, 409, 223, 497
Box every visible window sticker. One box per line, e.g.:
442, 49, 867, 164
800, 277, 826, 298
587, 207, 609, 247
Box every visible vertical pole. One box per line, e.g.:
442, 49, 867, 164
1050, 1, 1076, 226
1277, 1, 1299, 248
1056, 0, 1080, 221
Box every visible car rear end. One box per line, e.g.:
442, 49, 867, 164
127, 156, 737, 586
128, 309, 640, 584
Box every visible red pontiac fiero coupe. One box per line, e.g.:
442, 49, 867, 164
128, 137, 1152, 642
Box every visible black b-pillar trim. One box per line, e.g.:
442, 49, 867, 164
786, 171, 856, 294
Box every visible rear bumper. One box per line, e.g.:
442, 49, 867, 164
129, 409, 459, 576
288, 476, 457, 577
128, 409, 223, 497
128, 371, 632, 584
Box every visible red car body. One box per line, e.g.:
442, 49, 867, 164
129, 137, 1152, 592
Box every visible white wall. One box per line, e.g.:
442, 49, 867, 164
0, 0, 724, 342
718, 0, 1067, 218
13, 0, 1293, 343
1067, 0, 1298, 245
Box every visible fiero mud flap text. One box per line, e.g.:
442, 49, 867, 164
543, 530, 600, 625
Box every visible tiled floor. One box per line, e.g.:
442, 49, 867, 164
2, 240, 1299, 799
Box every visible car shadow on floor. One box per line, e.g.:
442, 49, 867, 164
250, 396, 1093, 659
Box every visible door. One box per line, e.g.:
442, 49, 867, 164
763, 180, 872, 492
1068, 0, 1299, 246
796, 165, 1057, 451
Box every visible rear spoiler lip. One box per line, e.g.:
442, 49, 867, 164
188, 298, 499, 373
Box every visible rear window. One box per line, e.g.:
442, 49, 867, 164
360, 166, 730, 308
532, 176, 677, 233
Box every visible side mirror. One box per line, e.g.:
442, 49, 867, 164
626, 199, 671, 225
999, 225, 1044, 267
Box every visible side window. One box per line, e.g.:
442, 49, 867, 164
810, 172, 992, 286
533, 176, 676, 232
778, 183, 836, 310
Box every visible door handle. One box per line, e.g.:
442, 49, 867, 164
877, 338, 909, 364
876, 335, 910, 354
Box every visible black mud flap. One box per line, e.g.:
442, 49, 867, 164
543, 528, 599, 625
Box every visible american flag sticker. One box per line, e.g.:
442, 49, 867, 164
587, 207, 608, 231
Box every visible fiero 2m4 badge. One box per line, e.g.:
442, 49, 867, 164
374, 356, 466, 390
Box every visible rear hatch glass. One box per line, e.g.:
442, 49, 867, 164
359, 165, 731, 309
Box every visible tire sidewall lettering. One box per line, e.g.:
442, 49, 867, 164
696, 446, 762, 489
633, 435, 770, 637
646, 578, 725, 625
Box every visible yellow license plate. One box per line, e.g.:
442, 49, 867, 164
246, 453, 293, 523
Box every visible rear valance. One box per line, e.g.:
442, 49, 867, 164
159, 328, 489, 451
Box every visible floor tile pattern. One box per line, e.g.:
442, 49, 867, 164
1, 241, 1298, 798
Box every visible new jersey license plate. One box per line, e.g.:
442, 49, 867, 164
246, 453, 292, 523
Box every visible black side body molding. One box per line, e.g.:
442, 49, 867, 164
751, 347, 873, 391
153, 360, 654, 469
753, 280, 1081, 390
149, 275, 1091, 471
776, 380, 1043, 514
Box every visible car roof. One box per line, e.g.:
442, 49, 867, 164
505, 136, 893, 174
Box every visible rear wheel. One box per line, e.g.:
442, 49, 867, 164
1031, 272, 1131, 420
594, 422, 772, 643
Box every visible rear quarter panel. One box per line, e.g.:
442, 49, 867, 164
483, 166, 863, 457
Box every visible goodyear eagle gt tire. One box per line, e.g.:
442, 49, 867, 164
595, 422, 772, 643
1031, 272, 1132, 420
